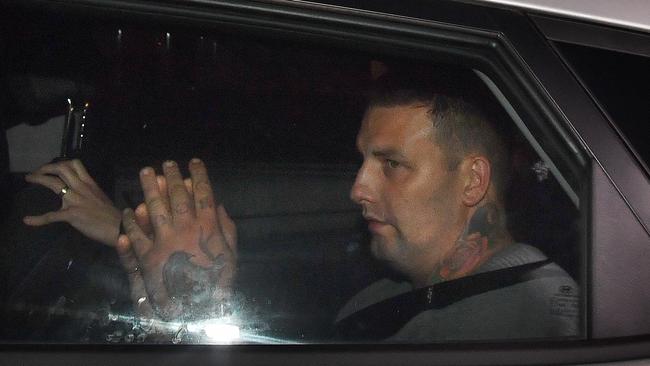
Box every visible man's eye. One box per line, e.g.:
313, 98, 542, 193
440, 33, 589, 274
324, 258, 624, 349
386, 159, 400, 169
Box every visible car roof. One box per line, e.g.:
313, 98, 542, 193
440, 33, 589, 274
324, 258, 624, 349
471, 0, 650, 33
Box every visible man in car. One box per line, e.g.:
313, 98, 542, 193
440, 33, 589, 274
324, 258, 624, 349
333, 73, 578, 340
24, 68, 578, 341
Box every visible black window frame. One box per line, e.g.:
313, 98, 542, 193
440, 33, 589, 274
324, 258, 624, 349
528, 13, 650, 340
1, 0, 649, 364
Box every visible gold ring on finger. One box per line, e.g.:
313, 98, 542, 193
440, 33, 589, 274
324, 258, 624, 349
59, 185, 70, 197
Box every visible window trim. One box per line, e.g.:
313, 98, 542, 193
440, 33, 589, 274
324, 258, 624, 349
6, 0, 648, 363
531, 14, 650, 59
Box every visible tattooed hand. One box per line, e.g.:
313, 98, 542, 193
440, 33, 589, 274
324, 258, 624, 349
118, 159, 237, 321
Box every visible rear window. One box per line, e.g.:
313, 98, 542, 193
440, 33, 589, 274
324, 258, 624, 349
555, 41, 650, 174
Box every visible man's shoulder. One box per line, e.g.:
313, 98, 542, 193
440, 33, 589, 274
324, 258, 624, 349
482, 242, 578, 296
478, 242, 548, 271
487, 243, 578, 303
337, 243, 579, 341
393, 264, 579, 341
400, 244, 578, 341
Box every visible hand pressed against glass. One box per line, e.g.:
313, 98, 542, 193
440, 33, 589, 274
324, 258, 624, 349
118, 159, 237, 321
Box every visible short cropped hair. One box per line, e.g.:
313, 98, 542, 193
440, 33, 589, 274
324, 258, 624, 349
366, 64, 511, 201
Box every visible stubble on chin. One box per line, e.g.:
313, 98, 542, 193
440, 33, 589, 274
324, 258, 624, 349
369, 235, 384, 260
370, 233, 411, 273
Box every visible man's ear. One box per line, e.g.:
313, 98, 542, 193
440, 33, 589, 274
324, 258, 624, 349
461, 156, 491, 207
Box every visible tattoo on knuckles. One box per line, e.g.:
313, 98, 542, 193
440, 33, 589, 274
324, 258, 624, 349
198, 198, 213, 210
148, 197, 166, 209
154, 215, 170, 226
174, 202, 190, 215
125, 221, 138, 234
127, 231, 147, 244
194, 181, 211, 192
169, 185, 187, 195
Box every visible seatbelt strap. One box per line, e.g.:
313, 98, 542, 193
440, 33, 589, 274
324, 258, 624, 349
335, 258, 557, 340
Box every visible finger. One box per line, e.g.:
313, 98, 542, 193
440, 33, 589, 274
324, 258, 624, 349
122, 208, 153, 259
34, 162, 86, 194
135, 203, 153, 238
23, 210, 72, 226
162, 160, 194, 226
59, 189, 85, 207
69, 159, 95, 185
156, 175, 171, 213
57, 160, 111, 204
217, 204, 237, 256
25, 174, 66, 195
116, 235, 153, 317
25, 173, 85, 208
188, 158, 217, 225
116, 235, 142, 278
184, 178, 193, 195
140, 167, 172, 236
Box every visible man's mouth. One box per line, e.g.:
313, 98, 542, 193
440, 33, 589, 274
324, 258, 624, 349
363, 215, 389, 233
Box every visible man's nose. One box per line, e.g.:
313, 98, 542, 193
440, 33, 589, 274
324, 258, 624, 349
350, 162, 373, 205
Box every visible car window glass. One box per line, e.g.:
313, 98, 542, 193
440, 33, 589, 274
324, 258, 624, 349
555, 41, 650, 174
0, 9, 582, 344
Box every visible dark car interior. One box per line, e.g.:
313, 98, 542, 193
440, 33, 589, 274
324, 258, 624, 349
0, 6, 580, 343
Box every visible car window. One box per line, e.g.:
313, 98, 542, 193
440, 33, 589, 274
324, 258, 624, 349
0, 6, 583, 344
554, 41, 650, 175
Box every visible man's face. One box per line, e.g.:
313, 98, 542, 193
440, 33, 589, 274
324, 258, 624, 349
350, 104, 468, 278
